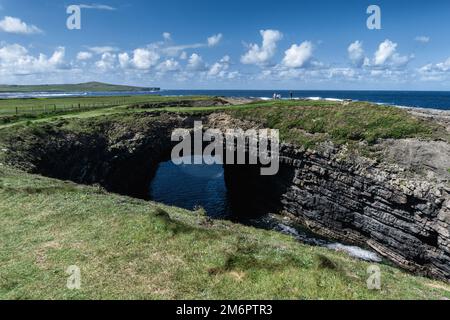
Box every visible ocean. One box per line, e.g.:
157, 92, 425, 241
2, 90, 450, 110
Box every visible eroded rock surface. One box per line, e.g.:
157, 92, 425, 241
278, 143, 449, 281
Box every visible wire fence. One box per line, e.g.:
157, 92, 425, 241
0, 99, 130, 117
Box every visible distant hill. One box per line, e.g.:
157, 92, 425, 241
0, 82, 160, 93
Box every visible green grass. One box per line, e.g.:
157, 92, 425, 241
0, 166, 449, 300
0, 95, 216, 125
0, 95, 163, 116
227, 101, 449, 148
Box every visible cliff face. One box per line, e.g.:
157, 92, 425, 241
3, 112, 450, 281
227, 142, 450, 281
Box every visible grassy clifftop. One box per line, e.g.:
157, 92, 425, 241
0, 166, 449, 300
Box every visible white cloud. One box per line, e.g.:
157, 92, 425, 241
187, 53, 207, 71
241, 29, 283, 65
207, 33, 223, 47
78, 4, 116, 11
348, 41, 365, 67
415, 36, 430, 43
0, 16, 42, 34
282, 41, 313, 68
374, 40, 397, 65
132, 48, 160, 70
373, 39, 411, 68
418, 57, 450, 81
157, 59, 180, 72
77, 51, 93, 61
95, 52, 116, 70
163, 32, 172, 41
0, 44, 65, 75
88, 46, 119, 54
208, 55, 231, 77
118, 48, 160, 70
435, 58, 450, 71
118, 52, 130, 68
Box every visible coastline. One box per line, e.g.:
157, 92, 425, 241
2, 90, 450, 112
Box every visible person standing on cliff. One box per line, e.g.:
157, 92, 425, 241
290, 91, 293, 100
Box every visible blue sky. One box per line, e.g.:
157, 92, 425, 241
1, 0, 450, 90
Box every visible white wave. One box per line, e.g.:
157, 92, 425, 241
327, 243, 382, 262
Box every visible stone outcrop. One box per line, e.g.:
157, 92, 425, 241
278, 143, 449, 281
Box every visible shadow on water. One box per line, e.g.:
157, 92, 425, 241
149, 155, 382, 263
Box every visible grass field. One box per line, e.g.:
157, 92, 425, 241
0, 96, 449, 299
0, 95, 215, 125
0, 95, 162, 115
0, 166, 449, 300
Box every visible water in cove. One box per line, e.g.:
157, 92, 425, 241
149, 156, 382, 262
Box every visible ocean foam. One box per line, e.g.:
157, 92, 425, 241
327, 243, 382, 262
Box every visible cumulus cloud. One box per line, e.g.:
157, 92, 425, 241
347, 39, 411, 70
157, 59, 180, 72
374, 40, 397, 65
77, 51, 93, 61
187, 53, 207, 71
208, 55, 231, 77
0, 44, 65, 75
282, 41, 313, 68
118, 52, 130, 68
118, 48, 160, 70
207, 33, 223, 47
418, 57, 450, 81
348, 41, 366, 67
132, 48, 160, 69
95, 52, 116, 71
373, 39, 412, 68
434, 58, 450, 71
0, 16, 42, 34
241, 29, 283, 65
